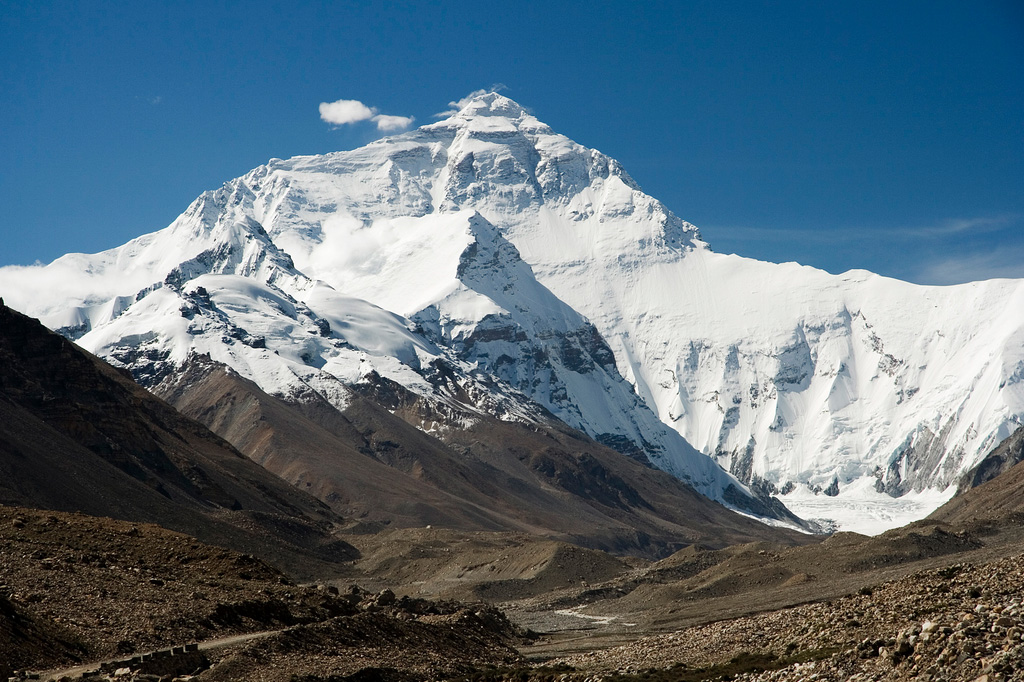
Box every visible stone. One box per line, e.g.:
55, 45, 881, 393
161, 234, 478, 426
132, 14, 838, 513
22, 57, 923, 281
376, 588, 396, 606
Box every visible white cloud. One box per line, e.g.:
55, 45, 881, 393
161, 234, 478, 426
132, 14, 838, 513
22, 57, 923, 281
319, 99, 377, 126
0, 256, 161, 322
372, 114, 414, 131
318, 98, 415, 132
306, 214, 399, 280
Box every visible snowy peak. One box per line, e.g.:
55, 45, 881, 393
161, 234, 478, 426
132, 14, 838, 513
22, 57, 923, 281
428, 94, 651, 218
0, 119, 768, 518
440, 92, 541, 126
235, 94, 702, 303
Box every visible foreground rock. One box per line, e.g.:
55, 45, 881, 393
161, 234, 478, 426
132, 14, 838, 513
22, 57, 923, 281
197, 604, 522, 681
0, 506, 523, 681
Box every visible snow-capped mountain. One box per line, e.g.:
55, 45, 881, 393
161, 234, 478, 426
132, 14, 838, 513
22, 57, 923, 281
3, 92, 1022, 533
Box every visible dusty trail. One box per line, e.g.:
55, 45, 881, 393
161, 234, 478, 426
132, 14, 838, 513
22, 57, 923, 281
35, 628, 285, 681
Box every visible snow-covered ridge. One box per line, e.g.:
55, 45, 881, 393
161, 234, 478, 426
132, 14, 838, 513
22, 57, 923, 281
2, 91, 1022, 533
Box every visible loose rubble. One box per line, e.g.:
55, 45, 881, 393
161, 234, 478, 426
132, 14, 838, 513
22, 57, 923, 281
544, 557, 1024, 675
554, 553, 1024, 681
0, 506, 354, 671
197, 598, 523, 681
1, 508, 523, 681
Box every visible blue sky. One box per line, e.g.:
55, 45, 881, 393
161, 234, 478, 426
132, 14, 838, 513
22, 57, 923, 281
2, 0, 1021, 284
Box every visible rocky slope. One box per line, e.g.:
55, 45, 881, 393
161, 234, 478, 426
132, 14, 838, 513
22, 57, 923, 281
155, 353, 811, 555
9, 430, 1024, 680
957, 426, 1024, 491
0, 301, 354, 577
0, 292, 811, 559
930, 427, 1024, 526
6, 192, 743, 510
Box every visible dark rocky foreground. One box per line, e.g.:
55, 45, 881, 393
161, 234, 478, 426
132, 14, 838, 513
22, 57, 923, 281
0, 506, 523, 681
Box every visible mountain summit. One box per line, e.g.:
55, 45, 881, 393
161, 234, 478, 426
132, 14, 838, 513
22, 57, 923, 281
3, 93, 1022, 533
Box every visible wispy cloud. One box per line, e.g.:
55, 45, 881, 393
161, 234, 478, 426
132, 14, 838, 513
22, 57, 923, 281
911, 247, 1024, 285
318, 98, 415, 131
898, 214, 1017, 238
705, 225, 845, 244
703, 213, 1023, 285
706, 214, 1020, 246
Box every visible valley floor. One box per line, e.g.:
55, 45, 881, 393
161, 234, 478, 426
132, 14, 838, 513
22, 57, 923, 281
7, 504, 1024, 681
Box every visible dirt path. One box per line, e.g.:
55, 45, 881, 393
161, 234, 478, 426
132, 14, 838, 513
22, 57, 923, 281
35, 628, 285, 681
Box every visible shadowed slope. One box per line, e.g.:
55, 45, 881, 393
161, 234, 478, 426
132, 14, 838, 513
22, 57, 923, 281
0, 302, 354, 576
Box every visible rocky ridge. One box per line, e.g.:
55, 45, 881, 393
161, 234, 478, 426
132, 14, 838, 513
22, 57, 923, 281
0, 301, 356, 577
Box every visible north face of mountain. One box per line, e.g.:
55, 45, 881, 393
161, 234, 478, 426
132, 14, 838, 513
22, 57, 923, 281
237, 93, 1024, 529
3, 92, 1022, 532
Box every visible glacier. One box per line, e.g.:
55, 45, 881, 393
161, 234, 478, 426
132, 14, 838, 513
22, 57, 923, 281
2, 92, 1022, 534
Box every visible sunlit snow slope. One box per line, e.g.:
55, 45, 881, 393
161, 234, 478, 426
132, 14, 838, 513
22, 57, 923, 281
3, 92, 1022, 533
